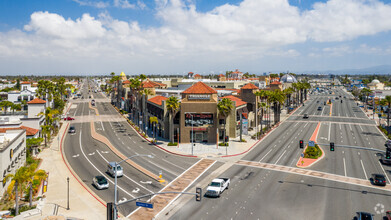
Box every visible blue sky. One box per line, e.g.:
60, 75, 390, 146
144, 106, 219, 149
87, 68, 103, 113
1, 0, 391, 75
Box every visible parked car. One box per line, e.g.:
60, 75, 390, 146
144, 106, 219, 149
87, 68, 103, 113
93, 176, 109, 190
64, 117, 75, 121
205, 178, 230, 197
68, 126, 76, 134
353, 212, 374, 220
371, 174, 387, 186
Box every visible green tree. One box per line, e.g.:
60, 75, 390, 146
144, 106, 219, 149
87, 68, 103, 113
25, 164, 47, 207
166, 96, 180, 143
15, 78, 21, 90
26, 137, 43, 158
217, 98, 234, 144
0, 101, 14, 114
360, 88, 372, 108
6, 167, 30, 215
380, 96, 391, 132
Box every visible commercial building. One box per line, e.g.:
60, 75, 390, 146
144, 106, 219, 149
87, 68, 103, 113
0, 129, 26, 198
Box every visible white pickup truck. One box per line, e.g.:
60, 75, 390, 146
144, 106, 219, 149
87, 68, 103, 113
205, 178, 230, 197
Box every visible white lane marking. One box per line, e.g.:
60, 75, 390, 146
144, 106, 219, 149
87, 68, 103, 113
95, 150, 154, 193
293, 122, 298, 127
360, 160, 368, 180
100, 120, 105, 131
72, 154, 79, 158
132, 188, 140, 193
328, 123, 331, 141
162, 158, 186, 171
140, 181, 152, 184
321, 107, 325, 116
304, 122, 308, 128
274, 150, 287, 165
88, 152, 95, 156
378, 161, 391, 184
343, 157, 347, 177
349, 124, 352, 131
339, 124, 342, 130
78, 130, 135, 198
359, 124, 363, 131
101, 151, 109, 154
259, 149, 273, 162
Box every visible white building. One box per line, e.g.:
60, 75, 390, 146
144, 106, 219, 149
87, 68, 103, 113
0, 129, 26, 198
27, 98, 46, 118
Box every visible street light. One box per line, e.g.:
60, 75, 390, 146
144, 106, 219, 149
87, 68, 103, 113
191, 114, 194, 155
113, 154, 154, 220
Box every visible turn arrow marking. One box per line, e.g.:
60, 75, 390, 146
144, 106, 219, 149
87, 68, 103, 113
132, 188, 140, 193
72, 154, 79, 158
88, 152, 95, 156
118, 197, 127, 203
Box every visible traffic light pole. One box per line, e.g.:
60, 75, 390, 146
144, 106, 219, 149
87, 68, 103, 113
116, 191, 200, 207
317, 143, 387, 153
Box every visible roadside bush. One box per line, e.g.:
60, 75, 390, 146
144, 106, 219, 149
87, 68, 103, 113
304, 144, 322, 159
240, 139, 247, 142
219, 143, 229, 146
168, 142, 178, 146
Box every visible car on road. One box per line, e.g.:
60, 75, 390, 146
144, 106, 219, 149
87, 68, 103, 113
68, 126, 76, 134
370, 174, 387, 186
353, 212, 374, 220
303, 114, 309, 119
316, 100, 319, 103
317, 107, 322, 111
64, 117, 75, 121
205, 178, 230, 197
335, 97, 339, 100
107, 162, 123, 177
93, 176, 109, 190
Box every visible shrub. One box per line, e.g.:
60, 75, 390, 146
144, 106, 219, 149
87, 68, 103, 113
304, 144, 322, 159
219, 143, 229, 146
240, 139, 247, 142
168, 142, 178, 146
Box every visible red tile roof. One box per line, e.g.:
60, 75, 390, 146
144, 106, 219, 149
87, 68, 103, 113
182, 81, 217, 94
27, 98, 46, 104
0, 126, 39, 136
223, 95, 247, 107
142, 80, 163, 88
218, 74, 225, 77
271, 81, 282, 85
241, 83, 258, 90
148, 96, 168, 106
194, 74, 202, 77
122, 80, 131, 84
21, 81, 30, 84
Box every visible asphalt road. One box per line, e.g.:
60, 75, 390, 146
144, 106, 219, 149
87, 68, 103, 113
170, 87, 391, 219
63, 80, 201, 217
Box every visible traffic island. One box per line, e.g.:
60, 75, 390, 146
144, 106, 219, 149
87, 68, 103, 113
296, 122, 325, 168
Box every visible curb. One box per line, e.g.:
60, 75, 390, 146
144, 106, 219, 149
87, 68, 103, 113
59, 122, 107, 208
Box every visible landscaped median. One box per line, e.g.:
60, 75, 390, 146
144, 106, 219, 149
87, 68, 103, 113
296, 122, 325, 168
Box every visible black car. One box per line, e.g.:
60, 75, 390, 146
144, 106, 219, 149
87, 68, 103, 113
316, 100, 319, 103
353, 212, 374, 220
317, 107, 322, 111
303, 114, 309, 119
371, 174, 387, 186
69, 126, 76, 134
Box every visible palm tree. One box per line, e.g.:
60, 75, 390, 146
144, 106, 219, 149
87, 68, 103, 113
283, 87, 294, 108
271, 90, 286, 124
217, 98, 234, 144
149, 116, 158, 142
254, 90, 267, 135
11, 103, 22, 113
0, 101, 13, 114
361, 88, 372, 108
380, 95, 391, 132
259, 102, 267, 135
166, 96, 180, 143
6, 167, 30, 216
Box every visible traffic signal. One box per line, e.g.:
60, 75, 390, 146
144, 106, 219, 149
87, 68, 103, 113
107, 202, 114, 220
299, 140, 304, 148
196, 187, 202, 202
386, 148, 391, 159
330, 142, 335, 151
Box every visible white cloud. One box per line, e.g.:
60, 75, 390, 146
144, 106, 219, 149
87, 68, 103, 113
73, 0, 109, 8
2, 0, 391, 74
113, 0, 136, 9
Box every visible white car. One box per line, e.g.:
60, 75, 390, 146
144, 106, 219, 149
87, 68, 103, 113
93, 176, 109, 190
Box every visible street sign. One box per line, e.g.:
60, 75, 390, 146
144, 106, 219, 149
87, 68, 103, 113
136, 202, 153, 209
308, 141, 315, 147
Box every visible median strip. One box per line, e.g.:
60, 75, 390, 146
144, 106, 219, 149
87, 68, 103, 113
129, 159, 216, 219
90, 121, 159, 181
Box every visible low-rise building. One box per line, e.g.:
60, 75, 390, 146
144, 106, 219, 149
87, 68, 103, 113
0, 129, 26, 198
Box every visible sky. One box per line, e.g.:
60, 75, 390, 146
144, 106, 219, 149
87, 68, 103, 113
1, 0, 391, 75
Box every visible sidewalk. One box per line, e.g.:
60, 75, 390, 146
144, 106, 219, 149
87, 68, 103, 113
23, 103, 106, 219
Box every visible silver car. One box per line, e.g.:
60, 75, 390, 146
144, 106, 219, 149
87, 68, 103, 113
93, 176, 109, 190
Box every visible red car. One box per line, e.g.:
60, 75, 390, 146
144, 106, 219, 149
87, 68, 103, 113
64, 117, 75, 121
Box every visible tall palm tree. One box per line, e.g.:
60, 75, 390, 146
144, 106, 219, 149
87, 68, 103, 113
217, 98, 234, 144
149, 116, 158, 142
6, 167, 30, 216
380, 95, 391, 131
254, 90, 267, 135
283, 87, 294, 108
166, 96, 180, 143
360, 88, 372, 109
11, 103, 22, 113
259, 102, 267, 135
0, 101, 13, 114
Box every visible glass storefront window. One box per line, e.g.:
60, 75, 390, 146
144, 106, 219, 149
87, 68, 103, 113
185, 113, 213, 127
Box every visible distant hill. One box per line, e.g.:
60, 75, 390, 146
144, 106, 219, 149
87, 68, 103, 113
300, 65, 391, 75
